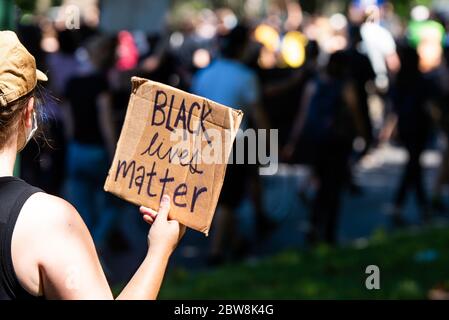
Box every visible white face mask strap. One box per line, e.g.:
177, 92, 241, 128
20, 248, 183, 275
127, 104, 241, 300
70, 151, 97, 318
25, 112, 38, 145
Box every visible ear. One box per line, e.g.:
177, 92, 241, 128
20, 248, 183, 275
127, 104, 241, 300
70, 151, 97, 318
23, 97, 35, 129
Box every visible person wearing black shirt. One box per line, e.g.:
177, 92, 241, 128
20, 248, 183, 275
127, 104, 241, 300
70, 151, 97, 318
64, 36, 122, 250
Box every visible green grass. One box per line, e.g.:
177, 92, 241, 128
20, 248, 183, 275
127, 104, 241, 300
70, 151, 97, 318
159, 227, 449, 299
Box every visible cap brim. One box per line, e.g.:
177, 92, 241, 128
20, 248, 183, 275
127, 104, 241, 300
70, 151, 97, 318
36, 69, 48, 82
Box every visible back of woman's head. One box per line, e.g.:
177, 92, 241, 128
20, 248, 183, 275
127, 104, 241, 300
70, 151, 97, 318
0, 31, 47, 150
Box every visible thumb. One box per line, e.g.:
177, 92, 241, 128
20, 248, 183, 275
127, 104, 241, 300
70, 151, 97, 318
157, 195, 171, 221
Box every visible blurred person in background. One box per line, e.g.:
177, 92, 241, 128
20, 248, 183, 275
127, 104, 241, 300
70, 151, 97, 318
381, 2, 404, 39
408, 14, 449, 214
430, 24, 449, 212
64, 35, 119, 250
279, 40, 322, 206
39, 29, 84, 196
15, 22, 45, 186
359, 3, 401, 92
432, 92, 449, 213
345, 25, 376, 158
284, 51, 365, 245
45, 28, 84, 176
0, 30, 185, 300
390, 46, 433, 226
340, 25, 377, 195
47, 29, 81, 98
16, 22, 67, 197
192, 25, 272, 265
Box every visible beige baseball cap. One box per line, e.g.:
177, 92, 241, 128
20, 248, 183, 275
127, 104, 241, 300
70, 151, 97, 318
0, 30, 48, 108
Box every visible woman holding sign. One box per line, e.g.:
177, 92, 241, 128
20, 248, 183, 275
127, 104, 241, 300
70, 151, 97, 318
0, 31, 185, 300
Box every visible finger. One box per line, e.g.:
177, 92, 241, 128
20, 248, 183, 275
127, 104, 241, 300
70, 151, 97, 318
140, 206, 157, 216
140, 206, 157, 219
143, 214, 154, 222
156, 195, 171, 221
143, 215, 155, 225
142, 212, 156, 221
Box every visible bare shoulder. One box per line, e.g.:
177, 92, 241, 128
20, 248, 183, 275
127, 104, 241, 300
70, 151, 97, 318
12, 193, 90, 296
25, 192, 76, 214
14, 192, 91, 258
20, 193, 84, 231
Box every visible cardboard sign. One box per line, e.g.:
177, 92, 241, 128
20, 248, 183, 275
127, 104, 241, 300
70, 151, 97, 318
104, 77, 243, 235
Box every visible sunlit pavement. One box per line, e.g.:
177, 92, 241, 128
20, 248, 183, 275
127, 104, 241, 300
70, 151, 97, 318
104, 144, 449, 285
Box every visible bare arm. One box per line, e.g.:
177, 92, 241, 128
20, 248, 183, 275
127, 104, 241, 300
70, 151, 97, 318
117, 197, 185, 300
116, 253, 169, 300
12, 193, 184, 300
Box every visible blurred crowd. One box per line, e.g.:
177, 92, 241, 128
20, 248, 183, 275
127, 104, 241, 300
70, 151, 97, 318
10, 0, 449, 265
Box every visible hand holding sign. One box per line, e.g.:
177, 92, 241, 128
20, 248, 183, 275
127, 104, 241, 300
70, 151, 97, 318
104, 77, 243, 235
141, 195, 186, 255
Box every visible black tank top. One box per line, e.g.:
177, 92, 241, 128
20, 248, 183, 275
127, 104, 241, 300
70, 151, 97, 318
0, 176, 43, 300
